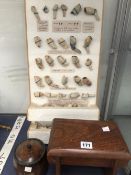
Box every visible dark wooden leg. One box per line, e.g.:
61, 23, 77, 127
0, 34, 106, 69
105, 161, 118, 175
105, 168, 118, 175
56, 157, 61, 175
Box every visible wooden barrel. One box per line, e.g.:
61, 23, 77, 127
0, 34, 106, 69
13, 138, 48, 175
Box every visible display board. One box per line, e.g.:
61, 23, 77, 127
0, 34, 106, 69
26, 0, 103, 121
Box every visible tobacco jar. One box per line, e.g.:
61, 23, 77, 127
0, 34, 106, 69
13, 138, 48, 175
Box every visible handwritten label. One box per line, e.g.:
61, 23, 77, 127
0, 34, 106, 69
52, 69, 75, 73
48, 49, 75, 55
83, 22, 95, 33
102, 126, 110, 132
25, 167, 32, 173
53, 21, 81, 33
0, 116, 26, 174
37, 20, 48, 32
81, 141, 93, 149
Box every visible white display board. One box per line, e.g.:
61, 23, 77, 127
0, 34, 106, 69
25, 0, 103, 121
0, 0, 118, 114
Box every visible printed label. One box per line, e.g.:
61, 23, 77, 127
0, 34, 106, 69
81, 141, 93, 149
0, 116, 26, 174
53, 21, 81, 33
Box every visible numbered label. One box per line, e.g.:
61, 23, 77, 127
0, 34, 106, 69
25, 167, 32, 173
81, 141, 93, 149
102, 126, 110, 132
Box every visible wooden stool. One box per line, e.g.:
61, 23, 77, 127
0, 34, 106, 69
47, 119, 131, 175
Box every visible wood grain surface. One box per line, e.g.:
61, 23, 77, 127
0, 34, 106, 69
47, 118, 131, 175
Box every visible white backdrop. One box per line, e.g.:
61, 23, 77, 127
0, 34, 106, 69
0, 0, 118, 113
0, 0, 29, 113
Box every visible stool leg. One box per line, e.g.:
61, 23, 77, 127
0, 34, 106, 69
111, 161, 118, 175
105, 161, 118, 175
56, 157, 61, 175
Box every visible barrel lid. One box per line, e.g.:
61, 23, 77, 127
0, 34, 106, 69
14, 138, 45, 166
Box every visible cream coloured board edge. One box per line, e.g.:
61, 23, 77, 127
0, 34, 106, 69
28, 105, 100, 121
28, 130, 50, 144
27, 124, 51, 144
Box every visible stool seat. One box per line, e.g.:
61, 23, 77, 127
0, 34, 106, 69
47, 118, 131, 175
